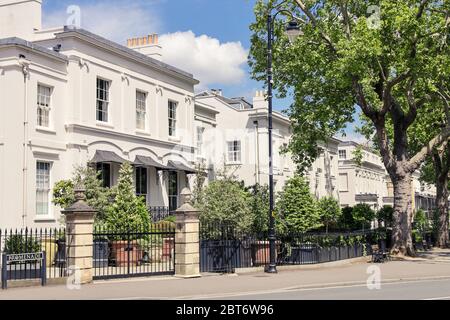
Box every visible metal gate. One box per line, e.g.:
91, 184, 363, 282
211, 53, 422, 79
200, 223, 255, 273
93, 224, 175, 280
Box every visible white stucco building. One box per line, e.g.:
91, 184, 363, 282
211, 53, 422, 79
338, 141, 437, 214
0, 0, 199, 227
194, 90, 340, 199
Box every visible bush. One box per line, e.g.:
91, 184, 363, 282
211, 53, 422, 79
338, 206, 355, 230
197, 178, 253, 233
276, 175, 322, 233
352, 203, 375, 230
4, 235, 41, 254
377, 205, 394, 227
52, 165, 111, 222
105, 162, 151, 239
318, 196, 341, 233
247, 184, 269, 234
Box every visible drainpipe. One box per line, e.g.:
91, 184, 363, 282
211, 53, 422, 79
253, 120, 260, 185
19, 56, 30, 227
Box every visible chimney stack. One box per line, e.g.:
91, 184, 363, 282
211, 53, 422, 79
253, 90, 268, 109
0, 0, 43, 41
126, 33, 162, 61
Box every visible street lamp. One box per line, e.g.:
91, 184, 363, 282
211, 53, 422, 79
265, 9, 301, 274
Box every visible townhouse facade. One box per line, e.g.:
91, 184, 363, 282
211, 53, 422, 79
194, 90, 340, 199
0, 0, 199, 227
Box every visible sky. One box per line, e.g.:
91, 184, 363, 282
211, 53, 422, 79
41, 0, 363, 142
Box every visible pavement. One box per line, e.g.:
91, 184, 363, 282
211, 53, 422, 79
0, 249, 449, 300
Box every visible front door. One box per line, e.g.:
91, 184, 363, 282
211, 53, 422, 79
168, 171, 178, 211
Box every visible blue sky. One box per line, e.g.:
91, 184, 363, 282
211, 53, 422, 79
41, 0, 362, 142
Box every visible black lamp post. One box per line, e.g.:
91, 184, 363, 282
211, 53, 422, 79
265, 10, 301, 274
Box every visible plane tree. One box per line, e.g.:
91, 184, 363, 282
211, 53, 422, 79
249, 0, 450, 255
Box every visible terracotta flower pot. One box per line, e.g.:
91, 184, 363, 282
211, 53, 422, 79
111, 240, 142, 267
251, 241, 279, 266
162, 238, 174, 260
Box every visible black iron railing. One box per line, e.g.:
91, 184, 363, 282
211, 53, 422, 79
199, 223, 378, 273
0, 228, 66, 286
148, 206, 173, 222
93, 223, 175, 280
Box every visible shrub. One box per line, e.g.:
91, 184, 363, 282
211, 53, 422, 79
377, 205, 394, 227
276, 175, 322, 233
318, 196, 341, 233
338, 206, 355, 231
247, 184, 269, 234
197, 178, 253, 233
4, 235, 41, 254
105, 162, 151, 239
352, 203, 376, 230
52, 165, 111, 222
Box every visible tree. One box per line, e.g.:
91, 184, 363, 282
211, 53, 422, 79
52, 165, 111, 221
352, 203, 376, 230
247, 184, 270, 234
105, 162, 150, 232
318, 196, 342, 233
249, 0, 450, 256
277, 175, 322, 233
197, 178, 253, 233
419, 147, 450, 248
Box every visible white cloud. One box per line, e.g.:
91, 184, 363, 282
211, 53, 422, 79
160, 31, 248, 88
43, 3, 249, 88
43, 2, 161, 44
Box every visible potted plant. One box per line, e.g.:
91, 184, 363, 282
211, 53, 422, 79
104, 162, 151, 267
155, 220, 175, 261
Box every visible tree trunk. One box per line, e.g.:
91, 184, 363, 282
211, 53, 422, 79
435, 175, 449, 248
391, 174, 415, 256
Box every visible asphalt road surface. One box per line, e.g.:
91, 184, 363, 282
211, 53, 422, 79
199, 278, 450, 300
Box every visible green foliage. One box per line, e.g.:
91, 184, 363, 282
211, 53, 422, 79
52, 165, 111, 222
414, 209, 429, 233
352, 203, 376, 230
377, 205, 394, 227
338, 206, 356, 231
352, 146, 364, 167
197, 178, 253, 233
52, 180, 75, 209
247, 184, 270, 234
191, 161, 208, 207
318, 196, 342, 233
277, 175, 322, 233
105, 162, 150, 238
5, 235, 41, 254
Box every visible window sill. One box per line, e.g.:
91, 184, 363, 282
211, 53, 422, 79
96, 121, 114, 129
36, 126, 56, 134
34, 216, 56, 223
136, 130, 151, 137
226, 162, 242, 166
168, 136, 181, 143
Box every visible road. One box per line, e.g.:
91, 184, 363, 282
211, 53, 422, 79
201, 278, 450, 300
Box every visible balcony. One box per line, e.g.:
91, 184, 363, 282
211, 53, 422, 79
148, 206, 173, 222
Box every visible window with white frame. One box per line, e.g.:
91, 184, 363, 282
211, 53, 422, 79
339, 150, 347, 159
136, 90, 147, 130
36, 161, 51, 216
37, 84, 51, 127
96, 78, 110, 122
168, 101, 177, 136
197, 127, 204, 156
227, 140, 241, 163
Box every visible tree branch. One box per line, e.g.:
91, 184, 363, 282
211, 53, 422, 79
409, 127, 450, 172
294, 0, 337, 53
374, 120, 396, 173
